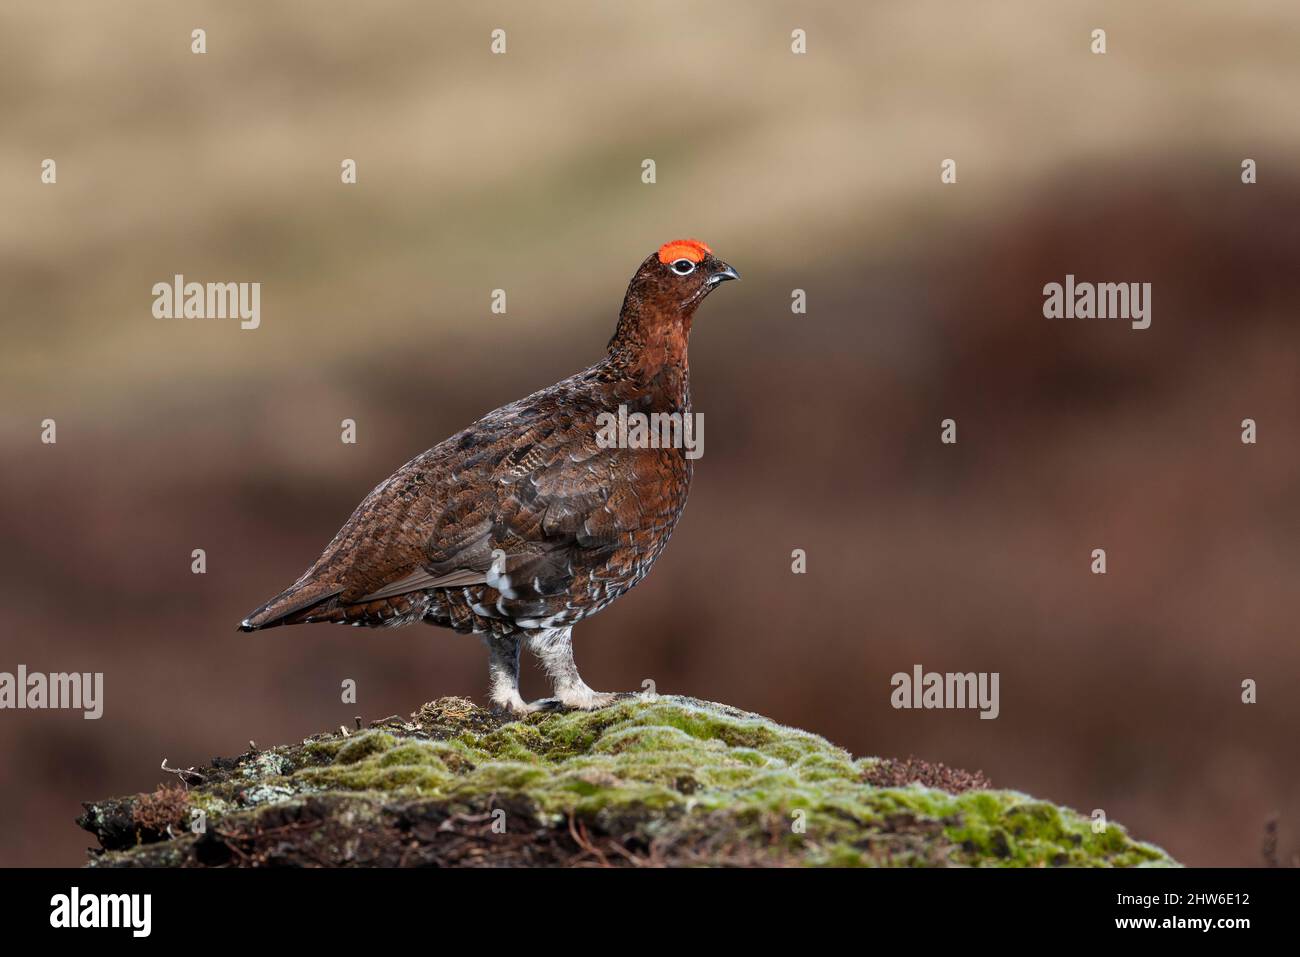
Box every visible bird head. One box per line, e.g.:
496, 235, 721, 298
638, 239, 740, 311
608, 239, 738, 365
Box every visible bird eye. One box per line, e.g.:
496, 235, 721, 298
671, 259, 695, 275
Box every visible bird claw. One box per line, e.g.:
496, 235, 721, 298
489, 697, 567, 721
526, 697, 567, 713
554, 689, 624, 710
490, 690, 640, 721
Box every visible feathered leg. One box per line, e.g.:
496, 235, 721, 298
526, 627, 619, 710
484, 632, 531, 717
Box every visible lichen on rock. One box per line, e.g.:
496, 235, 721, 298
77, 695, 1176, 867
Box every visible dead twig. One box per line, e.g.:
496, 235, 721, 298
159, 757, 205, 787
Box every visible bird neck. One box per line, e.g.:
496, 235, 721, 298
605, 303, 693, 409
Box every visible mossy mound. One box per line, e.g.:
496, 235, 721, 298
78, 695, 1175, 867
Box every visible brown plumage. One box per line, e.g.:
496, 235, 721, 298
238, 239, 738, 715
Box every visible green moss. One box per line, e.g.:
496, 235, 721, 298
187, 791, 232, 818
334, 731, 397, 764
301, 739, 346, 763
298, 737, 452, 792
85, 695, 1177, 868
948, 790, 1169, 867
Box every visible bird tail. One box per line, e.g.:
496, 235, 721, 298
237, 577, 345, 632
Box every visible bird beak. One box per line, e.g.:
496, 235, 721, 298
707, 261, 740, 285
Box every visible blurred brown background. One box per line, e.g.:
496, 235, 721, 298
1, 2, 1297, 867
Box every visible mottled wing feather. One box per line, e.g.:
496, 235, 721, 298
337, 391, 645, 606
255, 371, 690, 633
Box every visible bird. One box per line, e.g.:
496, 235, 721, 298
238, 239, 739, 717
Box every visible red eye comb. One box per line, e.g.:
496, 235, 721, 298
657, 239, 712, 264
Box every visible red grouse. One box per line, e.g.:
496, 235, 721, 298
239, 240, 738, 716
